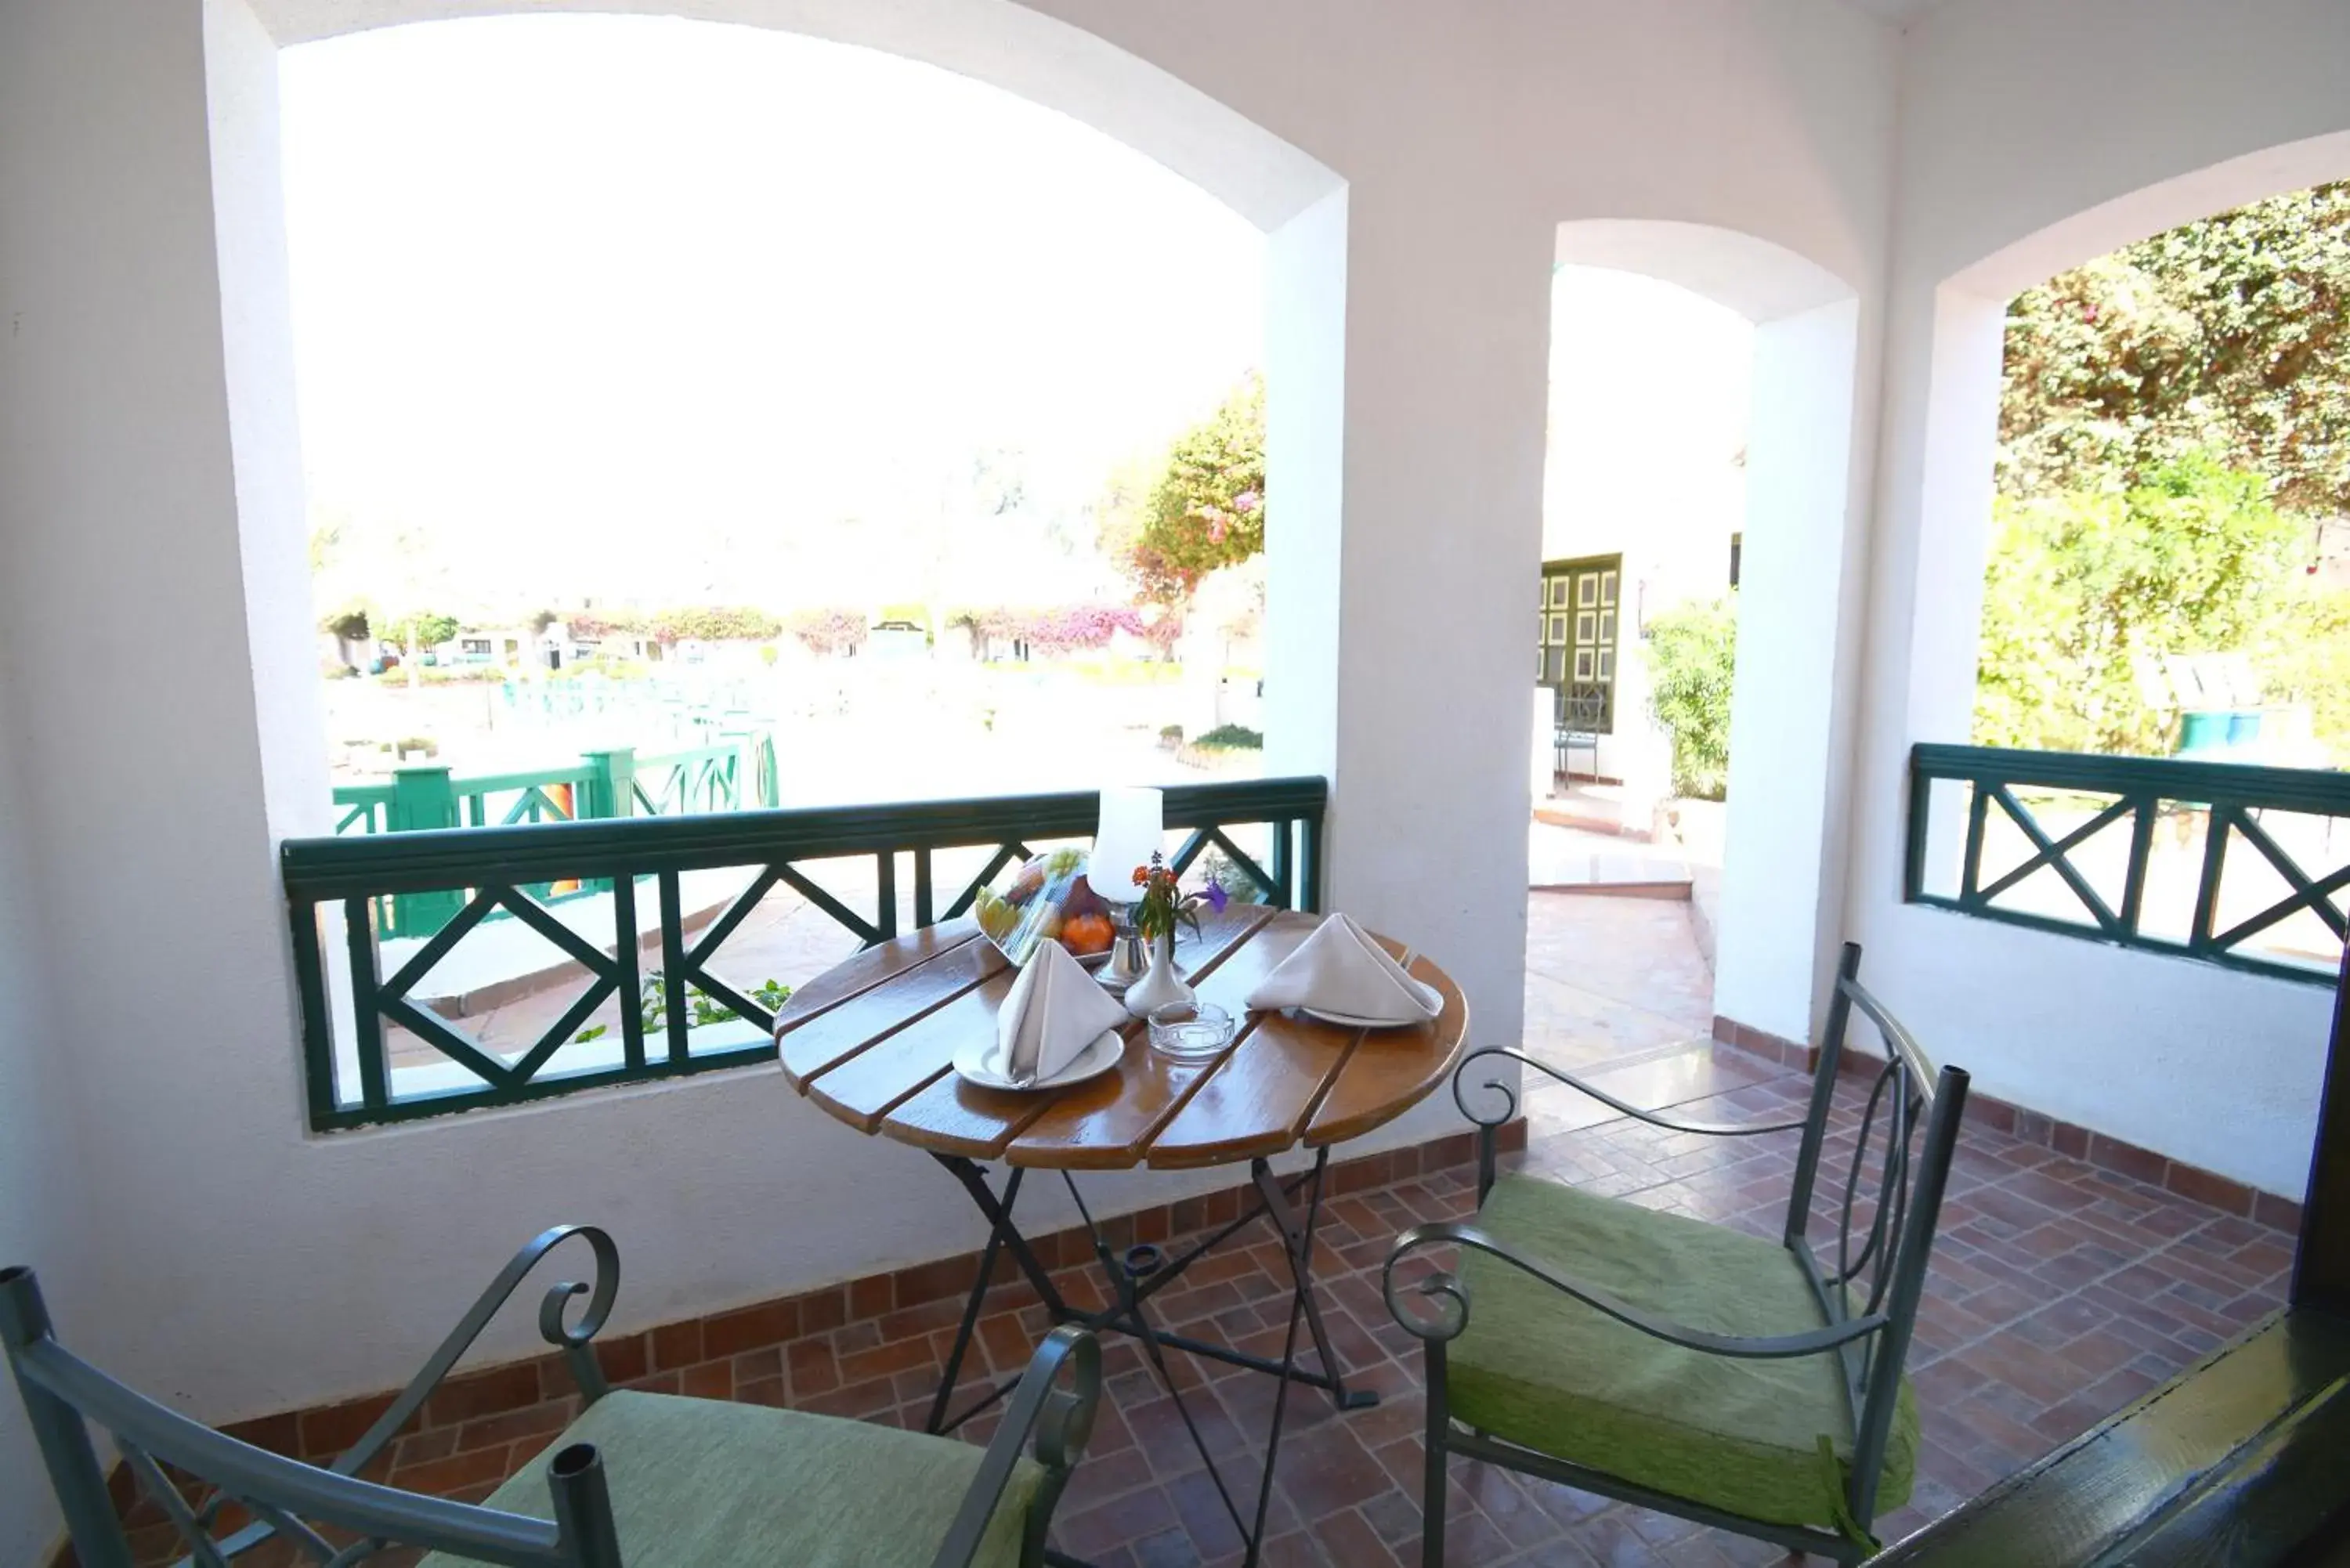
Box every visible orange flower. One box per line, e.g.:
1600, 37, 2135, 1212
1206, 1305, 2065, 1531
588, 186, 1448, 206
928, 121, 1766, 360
1132, 866, 1149, 886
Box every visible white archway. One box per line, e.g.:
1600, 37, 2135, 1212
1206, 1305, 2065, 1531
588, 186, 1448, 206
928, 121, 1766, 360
1878, 127, 2350, 1196
1904, 127, 2350, 757
168, 0, 1372, 1422
1550, 219, 1865, 1046
208, 0, 1350, 844
246, 0, 1340, 230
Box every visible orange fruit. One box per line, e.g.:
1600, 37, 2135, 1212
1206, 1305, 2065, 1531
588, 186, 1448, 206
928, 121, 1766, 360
1062, 913, 1115, 956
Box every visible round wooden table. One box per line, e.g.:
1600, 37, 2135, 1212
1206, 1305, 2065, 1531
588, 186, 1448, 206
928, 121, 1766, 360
775, 905, 1469, 1167
774, 905, 1469, 1568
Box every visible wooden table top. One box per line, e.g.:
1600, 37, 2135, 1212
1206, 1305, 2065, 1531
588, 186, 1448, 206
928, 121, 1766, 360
774, 907, 1470, 1171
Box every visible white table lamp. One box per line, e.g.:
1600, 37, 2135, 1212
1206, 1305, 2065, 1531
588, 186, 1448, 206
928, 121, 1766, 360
1090, 786, 1163, 991
1088, 786, 1163, 904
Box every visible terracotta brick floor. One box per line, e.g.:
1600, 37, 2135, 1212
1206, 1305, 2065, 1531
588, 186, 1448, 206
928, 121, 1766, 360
125, 1049, 2294, 1568
121, 898, 2296, 1567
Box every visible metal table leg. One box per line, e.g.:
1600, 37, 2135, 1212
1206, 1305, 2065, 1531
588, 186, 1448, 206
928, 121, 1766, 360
925, 1157, 1068, 1439
1253, 1153, 1376, 1411
921, 1147, 1368, 1568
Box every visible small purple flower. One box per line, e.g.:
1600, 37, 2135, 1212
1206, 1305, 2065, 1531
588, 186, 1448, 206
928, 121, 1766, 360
1203, 878, 1230, 914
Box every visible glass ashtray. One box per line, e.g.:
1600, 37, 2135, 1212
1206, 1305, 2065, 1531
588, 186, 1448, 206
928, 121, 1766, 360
1147, 1000, 1235, 1062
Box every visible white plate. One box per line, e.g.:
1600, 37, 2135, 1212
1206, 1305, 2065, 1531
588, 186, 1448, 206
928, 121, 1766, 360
1297, 978, 1444, 1030
953, 1028, 1126, 1092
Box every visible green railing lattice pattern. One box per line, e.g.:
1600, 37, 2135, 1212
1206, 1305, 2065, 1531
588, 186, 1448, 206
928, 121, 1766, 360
282, 777, 1326, 1131
1906, 745, 2348, 983
329, 741, 777, 938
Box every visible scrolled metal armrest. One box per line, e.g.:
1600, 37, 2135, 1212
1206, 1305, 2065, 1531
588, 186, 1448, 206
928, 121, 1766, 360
1383, 1221, 1885, 1359
1452, 1047, 1806, 1138
931, 1324, 1100, 1568
334, 1225, 620, 1476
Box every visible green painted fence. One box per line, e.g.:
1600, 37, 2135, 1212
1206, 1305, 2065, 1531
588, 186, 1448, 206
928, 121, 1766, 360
281, 775, 1326, 1131
1907, 744, 2349, 982
331, 739, 779, 938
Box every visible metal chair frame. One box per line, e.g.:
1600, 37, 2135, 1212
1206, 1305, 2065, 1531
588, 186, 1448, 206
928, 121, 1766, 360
1553, 688, 1604, 785
4, 1226, 1099, 1568
1385, 943, 1970, 1565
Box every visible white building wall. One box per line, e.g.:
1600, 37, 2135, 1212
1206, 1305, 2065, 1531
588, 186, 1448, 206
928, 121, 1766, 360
0, 665, 97, 1561
1854, 0, 2350, 1197
0, 0, 1902, 1446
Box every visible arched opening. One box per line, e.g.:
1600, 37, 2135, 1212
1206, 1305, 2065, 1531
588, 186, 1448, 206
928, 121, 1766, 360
1895, 129, 2350, 1202
1904, 129, 2350, 762
284, 15, 1271, 801
205, 0, 1349, 1089
208, 0, 1346, 846
1526, 219, 1863, 1112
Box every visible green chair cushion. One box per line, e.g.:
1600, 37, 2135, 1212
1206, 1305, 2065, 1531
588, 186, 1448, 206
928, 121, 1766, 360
418, 1389, 1045, 1568
1449, 1176, 1916, 1531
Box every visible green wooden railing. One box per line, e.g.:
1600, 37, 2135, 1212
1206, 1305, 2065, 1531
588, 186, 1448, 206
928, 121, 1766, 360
280, 776, 1326, 1131
331, 741, 778, 938
1907, 744, 2349, 982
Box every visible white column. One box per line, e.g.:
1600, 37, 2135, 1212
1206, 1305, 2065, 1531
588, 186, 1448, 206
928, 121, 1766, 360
1263, 185, 1349, 793
1318, 197, 1553, 1063
1712, 299, 1863, 1042
1269, 189, 1550, 1064
208, 0, 334, 843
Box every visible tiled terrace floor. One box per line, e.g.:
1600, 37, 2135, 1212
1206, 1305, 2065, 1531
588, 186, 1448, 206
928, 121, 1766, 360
126, 899, 2296, 1567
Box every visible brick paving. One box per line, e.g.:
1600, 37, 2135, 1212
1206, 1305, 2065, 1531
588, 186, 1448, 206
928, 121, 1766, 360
119, 899, 2298, 1567
120, 1048, 2295, 1568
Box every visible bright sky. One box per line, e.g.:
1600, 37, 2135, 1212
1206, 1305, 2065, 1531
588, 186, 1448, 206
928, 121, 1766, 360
280, 15, 1265, 612
1543, 266, 1752, 564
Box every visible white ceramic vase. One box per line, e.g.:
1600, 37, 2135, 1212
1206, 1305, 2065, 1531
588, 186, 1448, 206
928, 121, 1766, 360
1122, 931, 1194, 1018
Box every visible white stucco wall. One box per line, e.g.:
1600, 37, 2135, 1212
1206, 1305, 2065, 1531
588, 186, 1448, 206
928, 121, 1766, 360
2, 0, 1906, 1458
13, 0, 2339, 1501
0, 664, 96, 1562
1853, 0, 2350, 1196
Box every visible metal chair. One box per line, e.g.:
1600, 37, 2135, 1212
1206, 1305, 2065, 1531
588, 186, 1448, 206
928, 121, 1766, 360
4, 1227, 1099, 1568
1553, 689, 1603, 785
1385, 943, 1969, 1565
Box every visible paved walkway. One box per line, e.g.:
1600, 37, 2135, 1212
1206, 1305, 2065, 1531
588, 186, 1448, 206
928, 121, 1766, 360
1525, 890, 1716, 1071
1527, 821, 1691, 893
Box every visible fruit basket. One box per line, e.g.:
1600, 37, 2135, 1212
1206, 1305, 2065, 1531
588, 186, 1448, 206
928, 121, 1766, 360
971, 847, 1119, 968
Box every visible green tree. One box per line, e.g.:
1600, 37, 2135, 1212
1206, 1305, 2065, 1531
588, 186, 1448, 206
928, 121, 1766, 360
1120, 374, 1266, 609
1974, 455, 2304, 756
2001, 182, 2350, 515
2251, 587, 2350, 767
320, 605, 371, 642
1644, 599, 1738, 800
307, 507, 466, 688
650, 606, 785, 643
384, 611, 461, 679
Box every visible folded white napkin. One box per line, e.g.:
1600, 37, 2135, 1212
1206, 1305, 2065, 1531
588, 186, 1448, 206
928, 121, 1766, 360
1246, 914, 1441, 1023
998, 940, 1130, 1082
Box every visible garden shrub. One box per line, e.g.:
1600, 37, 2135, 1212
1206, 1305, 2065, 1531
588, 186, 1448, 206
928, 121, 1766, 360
1645, 599, 1737, 800
1974, 455, 2305, 756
